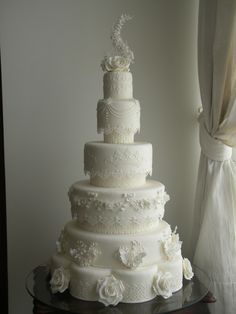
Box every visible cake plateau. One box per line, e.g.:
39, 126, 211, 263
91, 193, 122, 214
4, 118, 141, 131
26, 264, 210, 314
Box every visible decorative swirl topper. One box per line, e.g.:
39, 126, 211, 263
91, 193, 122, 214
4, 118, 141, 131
101, 14, 134, 72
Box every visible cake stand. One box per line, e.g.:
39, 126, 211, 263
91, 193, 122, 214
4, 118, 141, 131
25, 264, 211, 314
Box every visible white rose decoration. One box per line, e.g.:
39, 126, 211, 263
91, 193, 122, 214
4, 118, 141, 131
96, 275, 125, 306
183, 258, 194, 280
152, 271, 173, 299
50, 267, 70, 294
101, 56, 130, 72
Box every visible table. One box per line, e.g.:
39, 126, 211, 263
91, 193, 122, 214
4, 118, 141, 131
26, 265, 212, 314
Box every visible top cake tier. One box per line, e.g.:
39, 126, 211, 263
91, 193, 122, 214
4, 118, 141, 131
103, 71, 133, 99
98, 71, 141, 144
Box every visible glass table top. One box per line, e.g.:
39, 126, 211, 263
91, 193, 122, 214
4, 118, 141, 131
26, 265, 210, 314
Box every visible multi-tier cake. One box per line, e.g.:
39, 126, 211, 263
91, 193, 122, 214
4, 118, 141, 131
49, 15, 193, 306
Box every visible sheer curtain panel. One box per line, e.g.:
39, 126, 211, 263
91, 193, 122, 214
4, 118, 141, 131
193, 0, 236, 313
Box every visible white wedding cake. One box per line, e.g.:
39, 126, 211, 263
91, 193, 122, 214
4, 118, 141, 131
49, 15, 193, 306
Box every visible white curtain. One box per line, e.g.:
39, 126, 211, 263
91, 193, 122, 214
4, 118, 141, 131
193, 0, 236, 313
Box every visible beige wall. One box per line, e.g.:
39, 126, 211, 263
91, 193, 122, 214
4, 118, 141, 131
0, 0, 200, 313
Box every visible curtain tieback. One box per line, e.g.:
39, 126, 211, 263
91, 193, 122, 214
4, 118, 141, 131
199, 118, 232, 161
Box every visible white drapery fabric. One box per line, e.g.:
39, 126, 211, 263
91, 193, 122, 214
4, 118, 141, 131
193, 0, 236, 313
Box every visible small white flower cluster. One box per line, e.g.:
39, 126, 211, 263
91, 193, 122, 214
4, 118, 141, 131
70, 240, 101, 267
87, 192, 98, 199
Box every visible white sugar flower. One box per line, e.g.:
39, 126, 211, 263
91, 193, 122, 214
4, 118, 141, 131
87, 192, 98, 199
163, 228, 182, 260
118, 241, 146, 269
70, 240, 101, 267
50, 267, 70, 294
96, 275, 125, 306
163, 191, 170, 203
122, 192, 135, 200
101, 56, 130, 72
152, 271, 174, 299
183, 258, 194, 280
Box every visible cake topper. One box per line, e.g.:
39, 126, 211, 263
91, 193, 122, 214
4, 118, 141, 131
101, 14, 134, 72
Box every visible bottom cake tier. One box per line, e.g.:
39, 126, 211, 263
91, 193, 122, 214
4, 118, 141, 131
48, 220, 193, 305
49, 254, 183, 304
